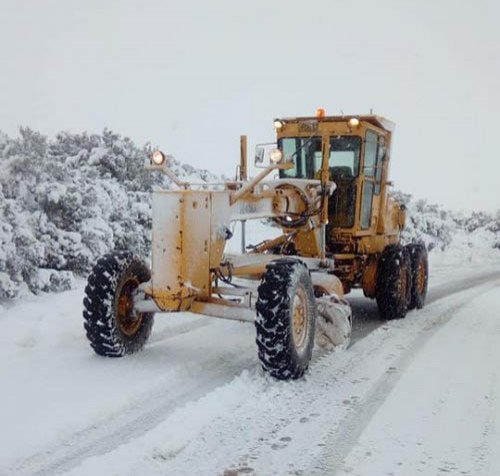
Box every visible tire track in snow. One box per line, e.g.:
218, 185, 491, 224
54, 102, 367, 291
349, 268, 500, 344
315, 280, 500, 475
7, 271, 500, 476
130, 280, 499, 475
9, 354, 256, 476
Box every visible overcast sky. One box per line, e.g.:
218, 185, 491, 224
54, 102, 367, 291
1, 0, 498, 211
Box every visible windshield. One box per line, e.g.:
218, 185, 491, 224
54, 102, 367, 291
278, 136, 361, 180
278, 137, 322, 179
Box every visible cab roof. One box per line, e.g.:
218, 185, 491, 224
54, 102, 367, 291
276, 114, 395, 133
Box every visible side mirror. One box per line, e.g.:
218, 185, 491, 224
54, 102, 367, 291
255, 145, 265, 166
254, 143, 283, 168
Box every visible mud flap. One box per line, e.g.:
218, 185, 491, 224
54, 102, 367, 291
315, 295, 352, 351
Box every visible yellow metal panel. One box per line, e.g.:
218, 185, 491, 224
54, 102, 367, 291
181, 192, 212, 299
151, 191, 184, 310
151, 191, 211, 310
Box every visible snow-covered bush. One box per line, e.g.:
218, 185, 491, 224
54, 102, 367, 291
392, 191, 500, 263
0, 127, 216, 300
400, 198, 454, 251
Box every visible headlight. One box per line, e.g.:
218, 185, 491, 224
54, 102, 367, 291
152, 150, 166, 166
269, 148, 283, 163
273, 120, 283, 130
348, 117, 360, 127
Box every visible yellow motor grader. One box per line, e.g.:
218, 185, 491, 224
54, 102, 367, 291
83, 111, 428, 380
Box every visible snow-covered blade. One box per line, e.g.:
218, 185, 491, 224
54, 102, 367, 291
315, 294, 352, 350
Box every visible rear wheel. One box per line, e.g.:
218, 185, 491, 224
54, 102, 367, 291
376, 245, 412, 320
406, 244, 429, 310
255, 259, 316, 380
83, 251, 154, 357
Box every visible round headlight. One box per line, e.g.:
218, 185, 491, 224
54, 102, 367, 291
348, 117, 360, 127
152, 150, 165, 166
269, 148, 283, 163
273, 120, 283, 130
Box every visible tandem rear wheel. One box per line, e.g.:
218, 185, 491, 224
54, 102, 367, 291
376, 244, 429, 320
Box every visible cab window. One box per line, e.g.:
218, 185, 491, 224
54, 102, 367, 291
278, 137, 322, 179
329, 136, 361, 178
360, 130, 381, 229
375, 137, 386, 194
364, 131, 378, 177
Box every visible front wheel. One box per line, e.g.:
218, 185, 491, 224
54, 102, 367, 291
255, 259, 316, 380
83, 251, 154, 357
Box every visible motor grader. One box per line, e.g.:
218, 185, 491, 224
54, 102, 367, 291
82, 110, 428, 380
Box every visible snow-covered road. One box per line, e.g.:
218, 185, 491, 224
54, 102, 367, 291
1, 264, 499, 475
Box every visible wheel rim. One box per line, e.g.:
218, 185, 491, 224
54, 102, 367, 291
116, 277, 143, 336
292, 286, 309, 351
416, 261, 426, 295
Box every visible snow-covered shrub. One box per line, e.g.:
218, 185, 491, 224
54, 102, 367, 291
0, 127, 217, 300
29, 269, 75, 294
392, 191, 500, 260
0, 271, 18, 300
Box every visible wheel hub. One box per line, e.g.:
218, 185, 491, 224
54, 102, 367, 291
416, 261, 426, 294
116, 278, 143, 336
292, 287, 308, 350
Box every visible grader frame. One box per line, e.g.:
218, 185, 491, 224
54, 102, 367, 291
134, 162, 344, 321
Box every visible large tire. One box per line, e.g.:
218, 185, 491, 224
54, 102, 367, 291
376, 245, 412, 320
255, 259, 316, 380
83, 251, 154, 357
406, 244, 429, 310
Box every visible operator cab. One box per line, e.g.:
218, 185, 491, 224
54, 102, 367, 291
273, 113, 393, 233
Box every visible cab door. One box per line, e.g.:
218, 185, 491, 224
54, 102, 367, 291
360, 130, 383, 230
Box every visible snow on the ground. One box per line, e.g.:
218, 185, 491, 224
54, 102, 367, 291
0, 283, 256, 473
1, 263, 500, 475
335, 286, 500, 476
61, 276, 500, 476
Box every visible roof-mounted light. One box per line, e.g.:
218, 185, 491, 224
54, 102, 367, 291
316, 108, 326, 118
273, 120, 283, 130
348, 117, 360, 128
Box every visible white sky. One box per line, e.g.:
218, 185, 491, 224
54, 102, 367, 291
1, 0, 499, 211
